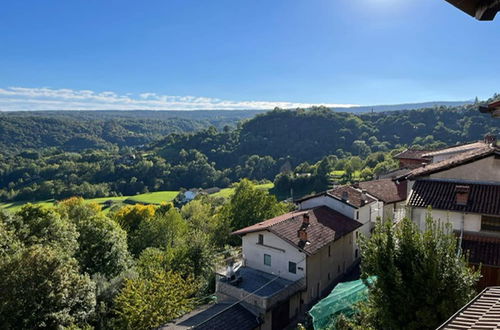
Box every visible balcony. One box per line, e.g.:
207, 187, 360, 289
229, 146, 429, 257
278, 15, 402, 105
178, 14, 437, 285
216, 267, 306, 311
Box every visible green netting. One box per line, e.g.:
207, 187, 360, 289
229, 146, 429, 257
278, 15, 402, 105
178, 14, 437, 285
309, 277, 375, 330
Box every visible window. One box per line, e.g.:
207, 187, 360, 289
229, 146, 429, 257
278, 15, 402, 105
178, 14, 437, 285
482, 216, 500, 232
289, 261, 297, 274
328, 272, 331, 280
355, 249, 359, 258
264, 254, 271, 266
258, 234, 264, 245
328, 245, 331, 257
356, 211, 359, 220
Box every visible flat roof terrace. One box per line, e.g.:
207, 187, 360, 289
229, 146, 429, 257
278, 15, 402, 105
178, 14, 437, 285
216, 267, 306, 311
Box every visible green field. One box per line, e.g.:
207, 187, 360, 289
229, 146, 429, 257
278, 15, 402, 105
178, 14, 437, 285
212, 182, 274, 198
0, 183, 274, 213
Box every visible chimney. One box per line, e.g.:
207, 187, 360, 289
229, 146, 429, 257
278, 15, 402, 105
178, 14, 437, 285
342, 190, 349, 201
455, 185, 470, 206
298, 228, 308, 242
303, 213, 310, 225
484, 134, 497, 145
360, 192, 367, 206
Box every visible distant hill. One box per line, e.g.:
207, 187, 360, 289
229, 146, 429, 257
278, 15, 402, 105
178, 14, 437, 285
0, 110, 262, 152
331, 100, 474, 113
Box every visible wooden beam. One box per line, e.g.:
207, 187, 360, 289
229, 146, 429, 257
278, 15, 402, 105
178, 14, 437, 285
445, 0, 500, 20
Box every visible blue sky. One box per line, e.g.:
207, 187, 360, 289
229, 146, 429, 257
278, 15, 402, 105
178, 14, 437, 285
0, 0, 499, 110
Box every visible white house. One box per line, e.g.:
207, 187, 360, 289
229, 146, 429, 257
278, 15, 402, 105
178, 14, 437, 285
403, 142, 500, 288
215, 206, 362, 330
296, 185, 380, 239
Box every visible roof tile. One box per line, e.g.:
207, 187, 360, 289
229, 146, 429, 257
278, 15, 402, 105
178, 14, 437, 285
233, 206, 362, 255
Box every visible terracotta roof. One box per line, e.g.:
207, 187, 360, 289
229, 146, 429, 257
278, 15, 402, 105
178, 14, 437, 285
233, 206, 362, 255
393, 149, 431, 160
356, 179, 407, 204
327, 185, 377, 208
437, 286, 500, 330
422, 141, 486, 157
295, 185, 377, 209
403, 145, 497, 180
408, 180, 500, 216
461, 233, 500, 267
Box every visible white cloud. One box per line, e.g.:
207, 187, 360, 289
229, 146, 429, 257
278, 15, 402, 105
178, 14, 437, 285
0, 86, 358, 111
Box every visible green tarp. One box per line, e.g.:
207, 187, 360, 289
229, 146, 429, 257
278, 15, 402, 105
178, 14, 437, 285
309, 277, 375, 330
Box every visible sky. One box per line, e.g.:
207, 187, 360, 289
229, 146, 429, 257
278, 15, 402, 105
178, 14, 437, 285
0, 0, 499, 110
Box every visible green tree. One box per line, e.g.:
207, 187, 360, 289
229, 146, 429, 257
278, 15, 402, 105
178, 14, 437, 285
114, 270, 197, 330
218, 179, 290, 244
353, 215, 480, 330
0, 245, 96, 329
0, 211, 22, 257
58, 198, 131, 278
129, 208, 188, 256
181, 199, 218, 237
11, 204, 78, 254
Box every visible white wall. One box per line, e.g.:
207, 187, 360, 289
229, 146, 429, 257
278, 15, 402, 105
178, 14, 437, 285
299, 195, 356, 219
410, 207, 481, 232
242, 231, 306, 282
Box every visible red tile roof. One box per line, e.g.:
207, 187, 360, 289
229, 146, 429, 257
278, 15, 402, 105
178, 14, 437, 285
393, 149, 431, 160
233, 206, 362, 255
327, 185, 377, 208
403, 145, 497, 180
422, 141, 486, 157
356, 179, 407, 204
408, 180, 500, 216
461, 233, 500, 267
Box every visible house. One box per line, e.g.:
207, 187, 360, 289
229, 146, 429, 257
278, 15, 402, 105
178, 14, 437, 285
356, 179, 408, 223
215, 206, 363, 330
403, 142, 500, 287
480, 99, 500, 118
393, 149, 431, 169
437, 286, 500, 329
296, 185, 379, 237
445, 0, 500, 20
421, 140, 490, 164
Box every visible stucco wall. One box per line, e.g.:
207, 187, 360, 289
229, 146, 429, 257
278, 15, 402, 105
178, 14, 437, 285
429, 155, 500, 182
242, 231, 306, 282
303, 233, 355, 304
410, 207, 481, 232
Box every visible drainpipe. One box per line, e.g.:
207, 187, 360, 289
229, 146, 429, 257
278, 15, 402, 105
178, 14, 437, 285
458, 213, 465, 257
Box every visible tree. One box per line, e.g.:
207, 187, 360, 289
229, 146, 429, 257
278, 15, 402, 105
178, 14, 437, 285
113, 204, 156, 233
58, 198, 131, 278
11, 204, 78, 254
0, 245, 96, 329
0, 211, 22, 257
114, 270, 197, 330
129, 208, 188, 256
218, 179, 291, 245
351, 215, 480, 330
181, 199, 218, 237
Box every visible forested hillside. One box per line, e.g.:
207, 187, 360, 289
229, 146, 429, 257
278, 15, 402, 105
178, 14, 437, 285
157, 102, 499, 166
0, 110, 261, 151
0, 96, 498, 203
